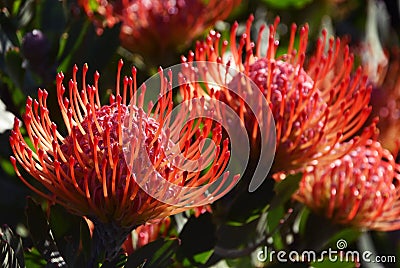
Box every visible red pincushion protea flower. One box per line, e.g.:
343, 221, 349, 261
9, 60, 234, 260
294, 139, 400, 231
182, 15, 376, 173
78, 0, 240, 65
122, 217, 171, 254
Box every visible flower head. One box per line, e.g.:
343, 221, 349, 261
294, 140, 400, 231
182, 15, 376, 172
79, 0, 240, 64
9, 60, 234, 230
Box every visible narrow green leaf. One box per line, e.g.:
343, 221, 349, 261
57, 18, 90, 72
4, 49, 24, 90
262, 0, 313, 9
1, 241, 22, 268
297, 206, 310, 236
25, 198, 68, 267
80, 218, 92, 261
179, 213, 216, 261
24, 248, 46, 268
269, 173, 302, 210
100, 254, 128, 268
0, 10, 20, 47
311, 257, 355, 268
0, 225, 24, 268
39, 0, 66, 38
147, 239, 180, 267
16, 0, 35, 28
125, 238, 180, 268
266, 205, 285, 250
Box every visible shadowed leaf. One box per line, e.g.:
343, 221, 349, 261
125, 238, 180, 268
269, 173, 302, 210
0, 225, 24, 268
26, 198, 68, 267
4, 49, 24, 90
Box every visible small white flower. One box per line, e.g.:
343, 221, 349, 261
0, 99, 15, 134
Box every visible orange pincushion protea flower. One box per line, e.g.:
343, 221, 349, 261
79, 0, 240, 64
294, 140, 400, 231
9, 60, 235, 259
182, 15, 376, 173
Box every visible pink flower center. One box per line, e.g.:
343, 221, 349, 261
59, 102, 166, 215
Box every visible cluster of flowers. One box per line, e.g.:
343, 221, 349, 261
182, 15, 400, 231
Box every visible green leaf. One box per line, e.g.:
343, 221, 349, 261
0, 159, 16, 176
204, 216, 263, 266
178, 213, 216, 264
300, 212, 349, 251
0, 9, 20, 47
296, 206, 310, 236
25, 198, 68, 267
311, 256, 355, 268
262, 0, 313, 9
267, 205, 285, 232
222, 175, 275, 223
125, 238, 180, 268
24, 248, 46, 268
48, 204, 84, 266
57, 18, 91, 72
326, 228, 361, 250
269, 173, 302, 210
193, 249, 213, 264
100, 254, 128, 268
4, 49, 24, 90
80, 218, 92, 261
16, 0, 35, 29
146, 239, 180, 267
49, 204, 81, 241
225, 256, 254, 268
39, 0, 66, 38
266, 205, 285, 250
62, 22, 121, 74
0, 225, 25, 268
